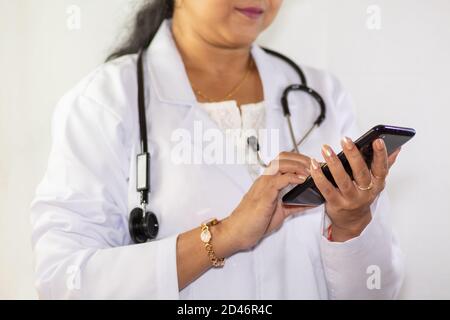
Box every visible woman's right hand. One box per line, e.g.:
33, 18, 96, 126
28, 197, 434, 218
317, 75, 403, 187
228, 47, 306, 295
226, 152, 314, 251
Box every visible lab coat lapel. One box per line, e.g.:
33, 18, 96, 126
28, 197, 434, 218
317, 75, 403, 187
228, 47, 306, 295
146, 19, 196, 105
145, 19, 253, 192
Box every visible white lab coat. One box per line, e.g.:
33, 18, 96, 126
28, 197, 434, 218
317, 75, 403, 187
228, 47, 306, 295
30, 19, 404, 300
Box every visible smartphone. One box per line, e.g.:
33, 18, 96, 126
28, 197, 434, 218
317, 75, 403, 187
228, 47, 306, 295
281, 125, 416, 206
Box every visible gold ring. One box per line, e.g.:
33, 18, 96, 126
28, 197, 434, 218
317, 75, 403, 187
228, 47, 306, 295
355, 177, 374, 191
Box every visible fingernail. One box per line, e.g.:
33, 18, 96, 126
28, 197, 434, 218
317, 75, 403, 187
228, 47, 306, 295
311, 158, 319, 170
342, 136, 353, 150
322, 144, 333, 158
297, 175, 307, 182
375, 138, 385, 150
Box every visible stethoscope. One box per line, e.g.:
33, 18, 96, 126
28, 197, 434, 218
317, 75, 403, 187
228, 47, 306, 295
129, 47, 327, 244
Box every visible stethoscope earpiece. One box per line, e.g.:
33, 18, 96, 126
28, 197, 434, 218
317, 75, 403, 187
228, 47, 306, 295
129, 207, 159, 244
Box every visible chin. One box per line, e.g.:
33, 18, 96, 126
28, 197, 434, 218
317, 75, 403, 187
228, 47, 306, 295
233, 39, 256, 48
228, 32, 260, 47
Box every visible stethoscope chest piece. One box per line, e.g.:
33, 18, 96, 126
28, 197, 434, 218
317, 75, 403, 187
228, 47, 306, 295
129, 207, 159, 244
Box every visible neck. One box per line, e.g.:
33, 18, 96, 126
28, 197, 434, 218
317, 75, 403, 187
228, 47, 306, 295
171, 18, 252, 77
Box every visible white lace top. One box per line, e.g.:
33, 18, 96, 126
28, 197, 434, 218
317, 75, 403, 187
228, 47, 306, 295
198, 100, 266, 181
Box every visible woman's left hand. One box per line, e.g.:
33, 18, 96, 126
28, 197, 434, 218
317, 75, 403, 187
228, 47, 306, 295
310, 137, 401, 242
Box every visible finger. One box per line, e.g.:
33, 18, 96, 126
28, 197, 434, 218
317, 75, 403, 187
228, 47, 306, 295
310, 158, 342, 204
388, 147, 401, 169
264, 159, 311, 177
276, 151, 311, 168
341, 137, 372, 188
271, 173, 307, 192
321, 144, 358, 198
370, 139, 389, 188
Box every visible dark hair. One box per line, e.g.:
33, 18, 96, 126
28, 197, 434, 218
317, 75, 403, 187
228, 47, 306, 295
107, 0, 175, 61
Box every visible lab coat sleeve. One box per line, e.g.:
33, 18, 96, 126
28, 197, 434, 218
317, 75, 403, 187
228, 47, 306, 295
319, 78, 405, 299
30, 91, 180, 299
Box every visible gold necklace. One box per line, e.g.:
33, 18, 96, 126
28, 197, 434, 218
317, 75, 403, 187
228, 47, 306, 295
192, 58, 254, 103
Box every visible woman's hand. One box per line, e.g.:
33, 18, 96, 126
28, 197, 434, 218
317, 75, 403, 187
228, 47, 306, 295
227, 152, 313, 251
310, 137, 401, 242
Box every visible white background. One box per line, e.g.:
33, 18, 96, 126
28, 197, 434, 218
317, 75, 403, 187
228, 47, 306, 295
1, 0, 449, 299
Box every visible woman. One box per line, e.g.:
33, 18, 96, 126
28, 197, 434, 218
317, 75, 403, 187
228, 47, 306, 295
31, 0, 404, 299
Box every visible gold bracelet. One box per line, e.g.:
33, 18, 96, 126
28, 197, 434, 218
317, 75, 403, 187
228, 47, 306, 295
200, 218, 225, 268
